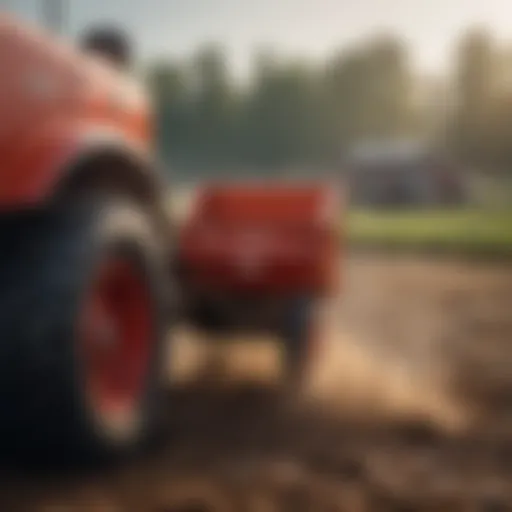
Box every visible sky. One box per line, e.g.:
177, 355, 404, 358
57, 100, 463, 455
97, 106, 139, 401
4, 0, 512, 76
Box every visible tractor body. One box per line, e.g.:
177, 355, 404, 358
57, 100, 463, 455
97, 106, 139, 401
0, 15, 155, 208
0, 14, 342, 463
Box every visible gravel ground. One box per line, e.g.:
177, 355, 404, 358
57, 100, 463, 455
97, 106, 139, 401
1, 253, 512, 512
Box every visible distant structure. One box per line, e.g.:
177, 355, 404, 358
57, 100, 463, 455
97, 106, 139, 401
343, 139, 467, 208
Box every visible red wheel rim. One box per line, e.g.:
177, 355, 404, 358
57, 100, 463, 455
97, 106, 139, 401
81, 256, 152, 427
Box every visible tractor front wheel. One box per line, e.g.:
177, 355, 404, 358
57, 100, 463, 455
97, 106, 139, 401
0, 199, 170, 464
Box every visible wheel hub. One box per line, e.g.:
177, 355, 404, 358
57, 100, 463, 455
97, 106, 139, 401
80, 255, 153, 431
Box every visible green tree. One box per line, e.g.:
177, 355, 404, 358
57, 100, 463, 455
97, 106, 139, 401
325, 35, 413, 150
146, 60, 192, 167
363, 34, 414, 137
451, 27, 496, 166
189, 44, 238, 171
241, 54, 326, 170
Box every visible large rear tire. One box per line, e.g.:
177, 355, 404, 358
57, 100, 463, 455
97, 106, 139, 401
0, 199, 171, 464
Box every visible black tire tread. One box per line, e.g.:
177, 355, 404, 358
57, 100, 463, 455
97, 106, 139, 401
0, 202, 169, 465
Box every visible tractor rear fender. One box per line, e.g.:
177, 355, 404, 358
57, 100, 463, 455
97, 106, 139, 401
0, 121, 162, 210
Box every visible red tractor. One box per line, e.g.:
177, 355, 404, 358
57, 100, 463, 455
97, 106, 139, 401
0, 15, 341, 463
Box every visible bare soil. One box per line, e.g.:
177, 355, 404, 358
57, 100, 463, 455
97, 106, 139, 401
1, 253, 512, 512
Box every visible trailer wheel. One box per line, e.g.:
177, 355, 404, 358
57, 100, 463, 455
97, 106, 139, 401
0, 199, 171, 464
280, 297, 320, 387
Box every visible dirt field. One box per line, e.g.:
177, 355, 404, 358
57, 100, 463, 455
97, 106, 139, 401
1, 253, 512, 511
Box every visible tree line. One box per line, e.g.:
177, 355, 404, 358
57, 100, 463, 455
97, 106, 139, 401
146, 27, 512, 177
